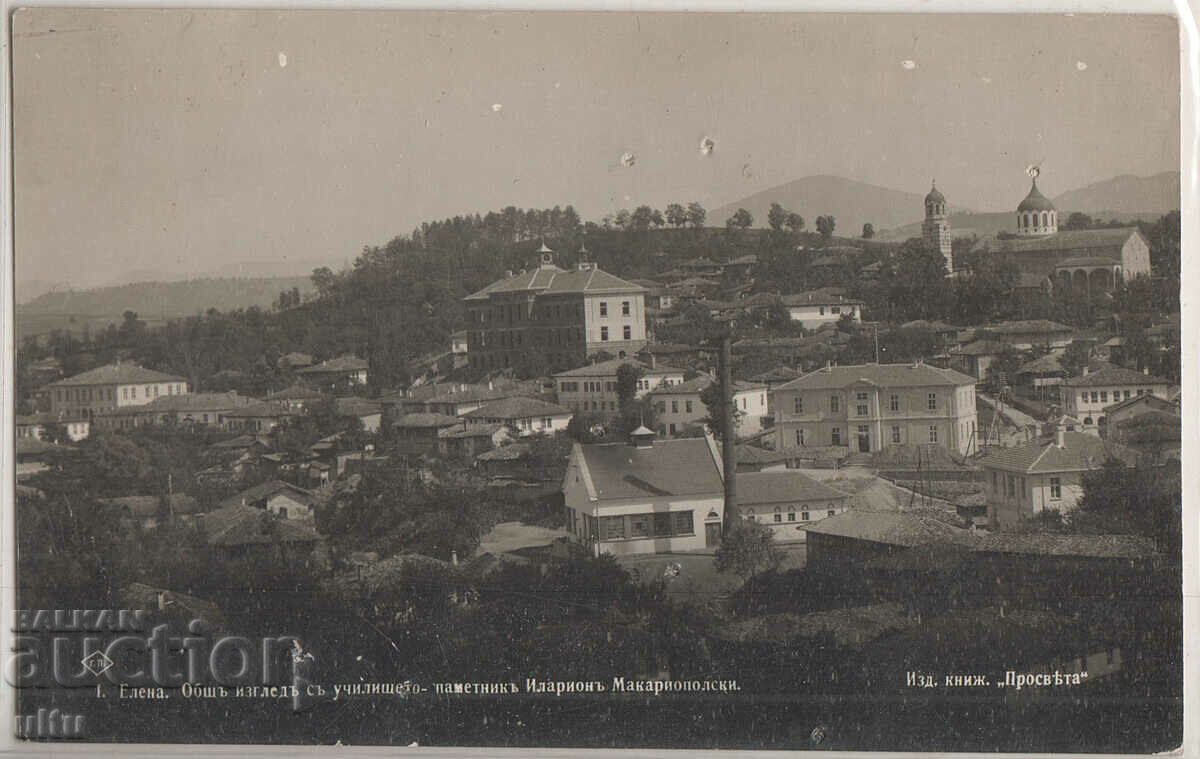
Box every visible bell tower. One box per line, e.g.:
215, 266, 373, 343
921, 181, 953, 275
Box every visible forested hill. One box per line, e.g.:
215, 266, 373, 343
18, 276, 315, 318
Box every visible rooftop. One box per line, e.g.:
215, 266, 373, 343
393, 412, 462, 428
554, 358, 685, 378
951, 339, 1017, 357
776, 362, 977, 392
297, 355, 368, 374
219, 480, 318, 511
649, 375, 765, 396
801, 510, 973, 548
972, 227, 1143, 256
737, 470, 852, 506
99, 391, 256, 416
781, 291, 865, 307
1064, 365, 1172, 388
462, 397, 571, 420
222, 401, 297, 419
48, 363, 187, 388
574, 436, 724, 501
200, 506, 322, 547
978, 431, 1140, 474
465, 264, 645, 301
266, 384, 325, 401
975, 533, 1157, 560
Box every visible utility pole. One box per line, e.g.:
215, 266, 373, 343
720, 332, 738, 536
874, 325, 880, 364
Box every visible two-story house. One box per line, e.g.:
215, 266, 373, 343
780, 292, 864, 330
553, 358, 686, 415
45, 363, 189, 421
979, 422, 1139, 528
773, 362, 979, 456
463, 248, 648, 373
563, 428, 726, 556
649, 375, 768, 438
738, 470, 852, 542
1062, 365, 1173, 432
461, 397, 573, 436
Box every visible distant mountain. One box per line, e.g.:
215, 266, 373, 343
709, 175, 972, 237
17, 276, 315, 333
1052, 172, 1180, 216
16, 279, 71, 305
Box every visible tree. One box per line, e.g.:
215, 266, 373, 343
714, 521, 784, 580
615, 363, 645, 412
1060, 340, 1093, 378
630, 205, 656, 232
816, 215, 836, 239
699, 377, 743, 440
686, 202, 707, 229
767, 203, 788, 232
726, 208, 753, 231
665, 203, 688, 228
785, 212, 805, 234
861, 223, 875, 239
1062, 212, 1095, 230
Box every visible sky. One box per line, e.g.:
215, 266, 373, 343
12, 9, 1181, 290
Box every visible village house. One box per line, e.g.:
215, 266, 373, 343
45, 363, 189, 421
773, 362, 979, 456
438, 422, 509, 459
563, 428, 725, 556
16, 412, 90, 442
1016, 353, 1067, 389
334, 397, 383, 433
738, 470, 852, 542
977, 421, 1139, 529
987, 320, 1075, 352
553, 358, 686, 415
384, 381, 541, 418
750, 366, 803, 414
780, 292, 864, 330
649, 375, 768, 438
948, 340, 1017, 381
95, 391, 256, 432
277, 352, 314, 371
98, 494, 203, 529
392, 412, 463, 456
1062, 365, 1173, 431
222, 401, 299, 433
265, 384, 326, 412
802, 510, 973, 571
220, 480, 320, 521
463, 247, 648, 372
198, 505, 323, 563
461, 397, 572, 436
297, 355, 369, 389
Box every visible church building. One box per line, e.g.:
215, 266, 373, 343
969, 171, 1151, 297
921, 181, 954, 276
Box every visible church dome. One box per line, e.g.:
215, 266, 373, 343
1017, 180, 1056, 212
925, 183, 946, 205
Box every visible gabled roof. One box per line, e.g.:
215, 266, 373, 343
223, 401, 297, 419
266, 384, 325, 401
464, 265, 645, 300
335, 397, 382, 418
48, 363, 187, 387
438, 422, 503, 439
750, 366, 803, 384
393, 412, 462, 428
989, 319, 1074, 335
1102, 392, 1177, 416
298, 355, 368, 374
776, 362, 977, 391
1018, 354, 1065, 375
951, 339, 1016, 357
734, 444, 796, 466
972, 227, 1143, 256
648, 375, 765, 396
781, 291, 864, 307
462, 397, 571, 420
737, 470, 852, 506
219, 480, 318, 511
99, 392, 255, 416
200, 506, 321, 547
1064, 365, 1172, 388
801, 510, 973, 547
553, 358, 684, 378
975, 533, 1156, 560
978, 432, 1139, 474
573, 436, 724, 501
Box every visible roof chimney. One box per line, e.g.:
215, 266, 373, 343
1056, 423, 1065, 449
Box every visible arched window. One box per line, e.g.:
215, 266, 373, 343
1041, 211, 1048, 227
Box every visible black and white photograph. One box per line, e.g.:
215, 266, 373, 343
5, 6, 1189, 753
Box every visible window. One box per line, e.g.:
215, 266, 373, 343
801, 511, 810, 521
831, 428, 841, 445
1050, 477, 1062, 499
827, 509, 836, 517
795, 429, 807, 446
856, 395, 868, 416
773, 507, 782, 523
685, 400, 693, 414
656, 401, 666, 414
599, 302, 608, 317
621, 301, 630, 316
741, 397, 747, 410
1079, 392, 1087, 404
891, 426, 901, 444
1100, 391, 1108, 403
831, 306, 841, 315
277, 507, 288, 520
1090, 392, 1099, 403
830, 395, 840, 413
671, 400, 679, 413
1124, 390, 1131, 400
131, 387, 137, 399
600, 327, 609, 341
928, 425, 938, 443
668, 423, 676, 434
927, 393, 937, 410
605, 381, 616, 392
787, 511, 796, 522
623, 325, 631, 340
819, 306, 825, 316
542, 417, 552, 428
630, 515, 650, 538
601, 516, 626, 540
889, 394, 899, 412
672, 511, 693, 535
1007, 475, 1015, 497
794, 396, 804, 414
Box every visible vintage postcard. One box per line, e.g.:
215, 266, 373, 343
5, 6, 1186, 753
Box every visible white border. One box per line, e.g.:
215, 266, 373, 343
1, 1, 1193, 757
